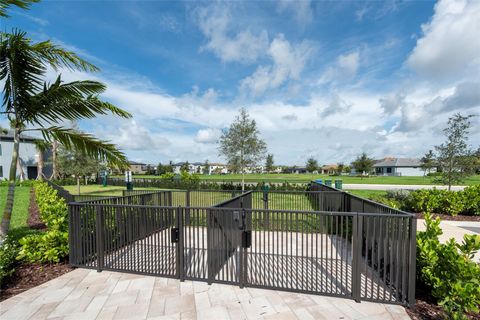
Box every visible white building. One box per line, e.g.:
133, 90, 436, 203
373, 157, 430, 176
0, 131, 51, 180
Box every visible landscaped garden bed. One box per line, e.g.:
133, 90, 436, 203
0, 182, 73, 302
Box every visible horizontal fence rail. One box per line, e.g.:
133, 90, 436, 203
68, 184, 416, 307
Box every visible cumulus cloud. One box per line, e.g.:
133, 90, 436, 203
195, 4, 269, 64
407, 0, 480, 79
379, 93, 406, 115
319, 95, 352, 118
319, 51, 360, 84
195, 128, 221, 144
104, 120, 171, 151
240, 34, 314, 96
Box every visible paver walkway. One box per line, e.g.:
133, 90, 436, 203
0, 268, 410, 320
417, 219, 480, 262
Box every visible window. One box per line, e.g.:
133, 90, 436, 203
0, 166, 3, 178
0, 143, 2, 155
386, 167, 392, 173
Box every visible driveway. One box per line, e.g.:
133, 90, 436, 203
0, 269, 410, 320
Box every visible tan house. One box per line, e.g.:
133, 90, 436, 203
128, 161, 148, 174
320, 164, 338, 175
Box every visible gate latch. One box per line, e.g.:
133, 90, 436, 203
242, 231, 252, 248
171, 228, 179, 243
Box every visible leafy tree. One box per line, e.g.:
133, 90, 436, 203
57, 142, 103, 195
218, 108, 267, 191
265, 154, 274, 173
336, 163, 345, 175
433, 113, 476, 190
203, 160, 210, 175
145, 165, 155, 175
180, 161, 189, 172
306, 157, 318, 173
0, 30, 131, 237
0, 0, 38, 17
352, 153, 374, 176
163, 161, 174, 173
420, 150, 436, 177
156, 163, 165, 175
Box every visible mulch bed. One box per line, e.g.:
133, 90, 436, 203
406, 284, 480, 320
0, 262, 74, 301
0, 189, 74, 302
416, 212, 480, 222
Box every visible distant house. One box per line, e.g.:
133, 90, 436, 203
0, 131, 52, 180
173, 162, 204, 174
286, 167, 307, 174
320, 164, 338, 175
128, 161, 148, 174
208, 163, 229, 175
373, 157, 429, 176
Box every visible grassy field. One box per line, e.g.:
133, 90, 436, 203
0, 186, 31, 230
112, 173, 480, 185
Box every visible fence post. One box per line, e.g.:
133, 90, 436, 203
185, 190, 191, 225
95, 206, 104, 272
176, 206, 185, 282
68, 205, 75, 265
263, 190, 268, 210
352, 214, 362, 302
408, 216, 417, 308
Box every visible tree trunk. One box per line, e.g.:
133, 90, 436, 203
37, 150, 44, 181
0, 127, 20, 237
241, 169, 245, 192
51, 140, 59, 180
77, 176, 81, 195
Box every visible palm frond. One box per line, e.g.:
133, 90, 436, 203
0, 0, 39, 17
24, 77, 131, 124
31, 40, 98, 72
39, 126, 128, 169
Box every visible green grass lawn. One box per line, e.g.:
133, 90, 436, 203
111, 173, 480, 186
0, 186, 31, 230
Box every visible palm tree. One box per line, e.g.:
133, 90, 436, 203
0, 30, 132, 237
0, 0, 38, 17
34, 139, 50, 180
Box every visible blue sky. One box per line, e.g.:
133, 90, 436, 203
1, 0, 479, 165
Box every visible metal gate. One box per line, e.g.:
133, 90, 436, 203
69, 189, 415, 307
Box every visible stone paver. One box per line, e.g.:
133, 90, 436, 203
0, 269, 411, 319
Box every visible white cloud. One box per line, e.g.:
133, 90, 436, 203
319, 51, 360, 84
195, 128, 221, 144
240, 35, 314, 96
277, 0, 313, 27
195, 5, 269, 64
407, 0, 480, 80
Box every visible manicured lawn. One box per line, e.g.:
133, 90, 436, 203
0, 186, 31, 230
111, 173, 480, 186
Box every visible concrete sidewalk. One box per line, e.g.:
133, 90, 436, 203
417, 219, 480, 262
0, 269, 410, 320
344, 184, 466, 191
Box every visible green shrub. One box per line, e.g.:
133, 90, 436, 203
0, 235, 20, 286
404, 186, 480, 216
462, 185, 480, 215
17, 181, 69, 263
417, 213, 480, 319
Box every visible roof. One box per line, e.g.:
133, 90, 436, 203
321, 164, 338, 170
129, 161, 146, 165
373, 158, 421, 168
0, 130, 39, 143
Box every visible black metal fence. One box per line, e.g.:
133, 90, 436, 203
68, 183, 416, 307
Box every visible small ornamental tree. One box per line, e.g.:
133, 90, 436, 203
433, 113, 476, 191
306, 157, 318, 173
420, 150, 436, 177
352, 153, 374, 176
203, 160, 210, 175
218, 108, 267, 191
265, 154, 274, 173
